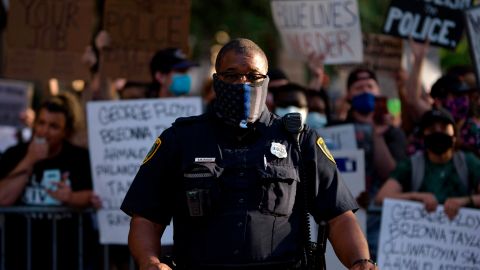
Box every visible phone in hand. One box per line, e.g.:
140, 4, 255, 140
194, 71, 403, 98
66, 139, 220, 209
374, 96, 388, 125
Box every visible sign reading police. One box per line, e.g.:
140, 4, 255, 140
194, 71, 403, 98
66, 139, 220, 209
87, 97, 202, 244
465, 5, 480, 86
383, 0, 472, 49
271, 0, 363, 64
378, 199, 480, 269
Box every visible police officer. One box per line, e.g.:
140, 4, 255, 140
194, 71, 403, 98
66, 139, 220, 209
121, 39, 376, 270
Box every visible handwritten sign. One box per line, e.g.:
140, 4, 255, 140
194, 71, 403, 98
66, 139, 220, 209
271, 0, 363, 64
3, 0, 94, 81
101, 0, 191, 81
465, 5, 480, 86
87, 97, 202, 244
318, 124, 357, 150
363, 33, 403, 73
383, 0, 472, 49
378, 199, 480, 269
0, 79, 33, 127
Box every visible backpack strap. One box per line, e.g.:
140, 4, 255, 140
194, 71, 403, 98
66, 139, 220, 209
410, 152, 425, 192
452, 151, 469, 192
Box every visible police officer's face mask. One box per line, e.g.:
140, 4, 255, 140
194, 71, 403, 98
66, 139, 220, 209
212, 74, 269, 128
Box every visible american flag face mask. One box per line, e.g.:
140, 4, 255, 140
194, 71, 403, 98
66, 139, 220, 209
212, 74, 269, 128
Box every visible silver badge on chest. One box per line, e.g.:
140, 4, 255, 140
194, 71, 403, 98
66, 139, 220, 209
270, 142, 288, 158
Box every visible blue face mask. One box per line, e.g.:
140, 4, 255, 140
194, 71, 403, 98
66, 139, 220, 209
306, 112, 327, 129
169, 74, 191, 96
351, 92, 376, 114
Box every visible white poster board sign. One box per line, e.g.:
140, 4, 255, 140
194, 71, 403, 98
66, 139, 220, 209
0, 79, 32, 127
316, 149, 366, 269
378, 199, 480, 269
271, 0, 363, 64
465, 5, 480, 86
87, 97, 203, 244
318, 124, 357, 150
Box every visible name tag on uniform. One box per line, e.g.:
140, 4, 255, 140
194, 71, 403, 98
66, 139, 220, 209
195, 157, 216, 163
270, 142, 287, 158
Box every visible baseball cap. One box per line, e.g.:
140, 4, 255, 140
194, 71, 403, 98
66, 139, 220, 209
420, 107, 455, 131
347, 67, 377, 89
150, 48, 197, 75
430, 74, 472, 99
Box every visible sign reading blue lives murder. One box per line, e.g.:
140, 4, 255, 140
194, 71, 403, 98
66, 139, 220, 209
270, 0, 363, 64
465, 5, 480, 86
378, 199, 480, 269
383, 0, 473, 49
87, 97, 202, 244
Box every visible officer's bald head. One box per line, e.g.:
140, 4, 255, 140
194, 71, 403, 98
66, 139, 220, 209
215, 38, 268, 74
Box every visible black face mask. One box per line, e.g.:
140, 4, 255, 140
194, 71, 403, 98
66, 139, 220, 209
424, 132, 454, 155
212, 74, 269, 128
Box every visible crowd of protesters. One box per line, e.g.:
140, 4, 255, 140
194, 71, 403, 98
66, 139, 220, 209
0, 7, 479, 270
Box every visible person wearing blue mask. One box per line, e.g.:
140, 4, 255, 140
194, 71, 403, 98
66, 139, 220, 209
344, 67, 407, 260
306, 89, 330, 130
149, 48, 198, 98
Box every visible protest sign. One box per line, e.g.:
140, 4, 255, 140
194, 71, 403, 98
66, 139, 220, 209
319, 149, 366, 269
3, 0, 94, 81
378, 199, 480, 269
0, 79, 33, 127
318, 124, 357, 150
383, 0, 472, 49
271, 0, 363, 64
465, 5, 480, 86
101, 0, 191, 81
87, 97, 202, 244
363, 33, 403, 73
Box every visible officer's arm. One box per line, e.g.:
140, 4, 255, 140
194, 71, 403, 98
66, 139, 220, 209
129, 215, 171, 270
328, 211, 374, 269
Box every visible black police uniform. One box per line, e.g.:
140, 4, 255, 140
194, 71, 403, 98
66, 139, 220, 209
121, 110, 358, 270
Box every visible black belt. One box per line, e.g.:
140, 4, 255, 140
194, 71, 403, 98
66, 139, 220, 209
176, 260, 303, 270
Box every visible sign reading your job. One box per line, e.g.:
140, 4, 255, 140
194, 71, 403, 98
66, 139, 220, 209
87, 97, 202, 244
271, 0, 363, 64
383, 0, 472, 49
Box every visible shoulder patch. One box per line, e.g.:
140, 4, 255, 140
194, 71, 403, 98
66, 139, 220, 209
142, 138, 162, 165
316, 137, 336, 164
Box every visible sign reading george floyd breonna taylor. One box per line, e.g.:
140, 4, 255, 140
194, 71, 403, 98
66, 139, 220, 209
87, 97, 202, 244
270, 0, 363, 64
382, 0, 473, 49
378, 199, 480, 269
465, 5, 480, 86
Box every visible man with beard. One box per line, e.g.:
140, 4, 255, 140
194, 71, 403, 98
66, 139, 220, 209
121, 38, 375, 270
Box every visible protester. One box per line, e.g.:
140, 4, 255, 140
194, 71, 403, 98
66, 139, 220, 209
342, 67, 407, 260
375, 108, 480, 219
266, 67, 289, 112
306, 89, 330, 130
148, 47, 197, 98
0, 92, 98, 269
121, 38, 375, 270
272, 82, 309, 122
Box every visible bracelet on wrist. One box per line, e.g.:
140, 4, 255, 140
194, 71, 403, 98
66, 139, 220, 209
352, 258, 377, 267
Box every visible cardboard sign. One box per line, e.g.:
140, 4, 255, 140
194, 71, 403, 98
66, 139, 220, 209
465, 5, 480, 86
271, 0, 363, 64
3, 0, 95, 81
383, 0, 472, 49
101, 0, 191, 81
0, 79, 33, 127
363, 33, 403, 73
378, 199, 480, 269
318, 124, 357, 150
87, 97, 202, 244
